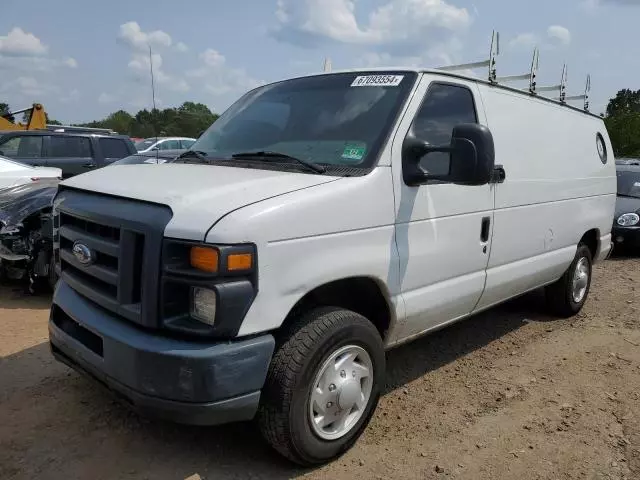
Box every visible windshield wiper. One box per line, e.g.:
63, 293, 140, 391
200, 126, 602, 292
231, 151, 326, 174
177, 150, 209, 161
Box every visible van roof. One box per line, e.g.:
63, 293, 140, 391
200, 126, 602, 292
279, 67, 603, 120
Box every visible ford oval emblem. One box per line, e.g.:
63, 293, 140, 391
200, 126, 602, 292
72, 241, 94, 266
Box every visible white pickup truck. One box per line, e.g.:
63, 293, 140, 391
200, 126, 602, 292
48, 67, 616, 465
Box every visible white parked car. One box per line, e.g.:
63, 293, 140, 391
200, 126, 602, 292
49, 66, 616, 466
0, 155, 61, 190
134, 137, 196, 153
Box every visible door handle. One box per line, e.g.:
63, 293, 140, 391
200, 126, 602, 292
83, 163, 97, 168
480, 216, 491, 243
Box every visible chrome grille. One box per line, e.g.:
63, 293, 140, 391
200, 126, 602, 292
59, 213, 144, 319
54, 188, 172, 328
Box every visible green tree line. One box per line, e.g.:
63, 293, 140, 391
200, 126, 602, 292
603, 89, 640, 158
0, 102, 15, 123
1, 101, 218, 139
75, 102, 219, 138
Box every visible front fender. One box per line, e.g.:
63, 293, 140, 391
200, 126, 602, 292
0, 180, 59, 229
238, 225, 402, 338
204, 167, 400, 338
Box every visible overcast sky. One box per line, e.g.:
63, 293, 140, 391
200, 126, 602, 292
1, 0, 637, 123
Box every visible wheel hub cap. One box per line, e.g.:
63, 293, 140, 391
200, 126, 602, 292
571, 257, 590, 303
337, 379, 361, 410
308, 345, 373, 441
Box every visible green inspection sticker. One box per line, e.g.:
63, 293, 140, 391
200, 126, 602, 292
342, 143, 366, 161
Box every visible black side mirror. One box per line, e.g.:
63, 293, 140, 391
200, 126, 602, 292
402, 123, 495, 186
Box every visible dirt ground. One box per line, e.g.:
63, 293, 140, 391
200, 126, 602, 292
1, 255, 639, 480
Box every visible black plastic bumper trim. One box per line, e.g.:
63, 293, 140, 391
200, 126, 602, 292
51, 343, 261, 426
49, 280, 275, 408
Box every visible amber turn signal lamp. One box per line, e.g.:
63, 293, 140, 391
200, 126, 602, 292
227, 253, 253, 271
190, 246, 219, 273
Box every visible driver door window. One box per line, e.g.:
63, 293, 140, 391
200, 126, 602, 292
410, 83, 478, 176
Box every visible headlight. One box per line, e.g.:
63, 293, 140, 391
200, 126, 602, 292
190, 286, 217, 325
161, 240, 258, 338
617, 213, 640, 227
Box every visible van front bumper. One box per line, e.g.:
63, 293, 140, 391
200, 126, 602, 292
49, 280, 275, 426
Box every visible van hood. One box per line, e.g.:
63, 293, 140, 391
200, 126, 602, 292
60, 163, 339, 240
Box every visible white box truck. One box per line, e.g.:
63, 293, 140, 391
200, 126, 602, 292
48, 65, 616, 465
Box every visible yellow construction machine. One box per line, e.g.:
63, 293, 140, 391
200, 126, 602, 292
0, 103, 47, 131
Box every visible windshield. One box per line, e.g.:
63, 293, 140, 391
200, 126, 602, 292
135, 138, 157, 150
192, 71, 417, 170
617, 168, 640, 199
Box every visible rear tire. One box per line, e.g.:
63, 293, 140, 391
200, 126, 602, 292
258, 307, 385, 466
545, 243, 593, 317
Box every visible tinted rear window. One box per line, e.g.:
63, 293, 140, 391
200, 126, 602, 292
48, 136, 92, 157
100, 138, 130, 159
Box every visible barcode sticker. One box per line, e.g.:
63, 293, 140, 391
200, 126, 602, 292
351, 75, 404, 87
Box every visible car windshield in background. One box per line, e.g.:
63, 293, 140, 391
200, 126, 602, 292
617, 168, 640, 199
110, 152, 176, 165
192, 72, 418, 170
135, 139, 157, 150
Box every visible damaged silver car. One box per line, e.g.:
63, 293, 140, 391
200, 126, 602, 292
0, 179, 59, 293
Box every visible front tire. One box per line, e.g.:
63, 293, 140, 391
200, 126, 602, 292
258, 307, 385, 466
545, 243, 593, 317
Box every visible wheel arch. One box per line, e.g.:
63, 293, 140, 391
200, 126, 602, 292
281, 276, 395, 343
579, 228, 599, 261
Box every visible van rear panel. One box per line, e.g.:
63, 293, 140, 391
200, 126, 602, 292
472, 83, 615, 309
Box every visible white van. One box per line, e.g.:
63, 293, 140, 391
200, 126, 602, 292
48, 67, 616, 465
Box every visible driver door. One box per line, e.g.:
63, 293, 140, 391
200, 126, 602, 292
391, 75, 495, 342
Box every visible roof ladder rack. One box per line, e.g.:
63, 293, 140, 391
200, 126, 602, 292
438, 31, 540, 90
526, 49, 540, 94
432, 30, 593, 113
535, 62, 567, 99
438, 31, 500, 83
563, 74, 591, 111
496, 48, 540, 89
